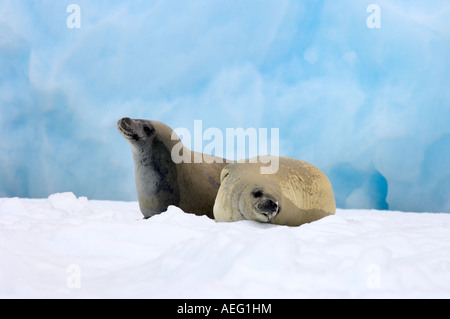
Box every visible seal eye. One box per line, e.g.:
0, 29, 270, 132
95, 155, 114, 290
252, 189, 263, 198
143, 126, 155, 136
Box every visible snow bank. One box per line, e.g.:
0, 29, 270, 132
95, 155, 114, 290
1, 192, 450, 298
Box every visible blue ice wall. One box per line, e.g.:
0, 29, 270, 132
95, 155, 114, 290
1, 0, 449, 212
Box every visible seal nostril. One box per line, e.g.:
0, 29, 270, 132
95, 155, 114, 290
266, 199, 278, 212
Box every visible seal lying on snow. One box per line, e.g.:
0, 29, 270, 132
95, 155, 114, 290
213, 156, 336, 226
117, 117, 227, 219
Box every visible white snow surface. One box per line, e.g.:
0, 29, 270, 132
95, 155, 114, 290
1, 192, 450, 299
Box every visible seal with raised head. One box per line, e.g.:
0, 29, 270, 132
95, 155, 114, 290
117, 117, 227, 219
213, 156, 336, 226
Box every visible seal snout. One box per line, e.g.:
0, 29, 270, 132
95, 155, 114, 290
117, 117, 139, 141
118, 117, 133, 130
251, 189, 280, 221
117, 117, 128, 129
258, 198, 279, 217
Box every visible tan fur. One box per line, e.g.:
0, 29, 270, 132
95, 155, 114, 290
213, 156, 335, 226
151, 121, 227, 218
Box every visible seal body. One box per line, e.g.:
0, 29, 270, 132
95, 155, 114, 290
213, 156, 336, 226
118, 117, 227, 219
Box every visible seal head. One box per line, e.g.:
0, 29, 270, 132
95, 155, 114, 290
237, 176, 283, 223
215, 164, 283, 223
118, 117, 156, 143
